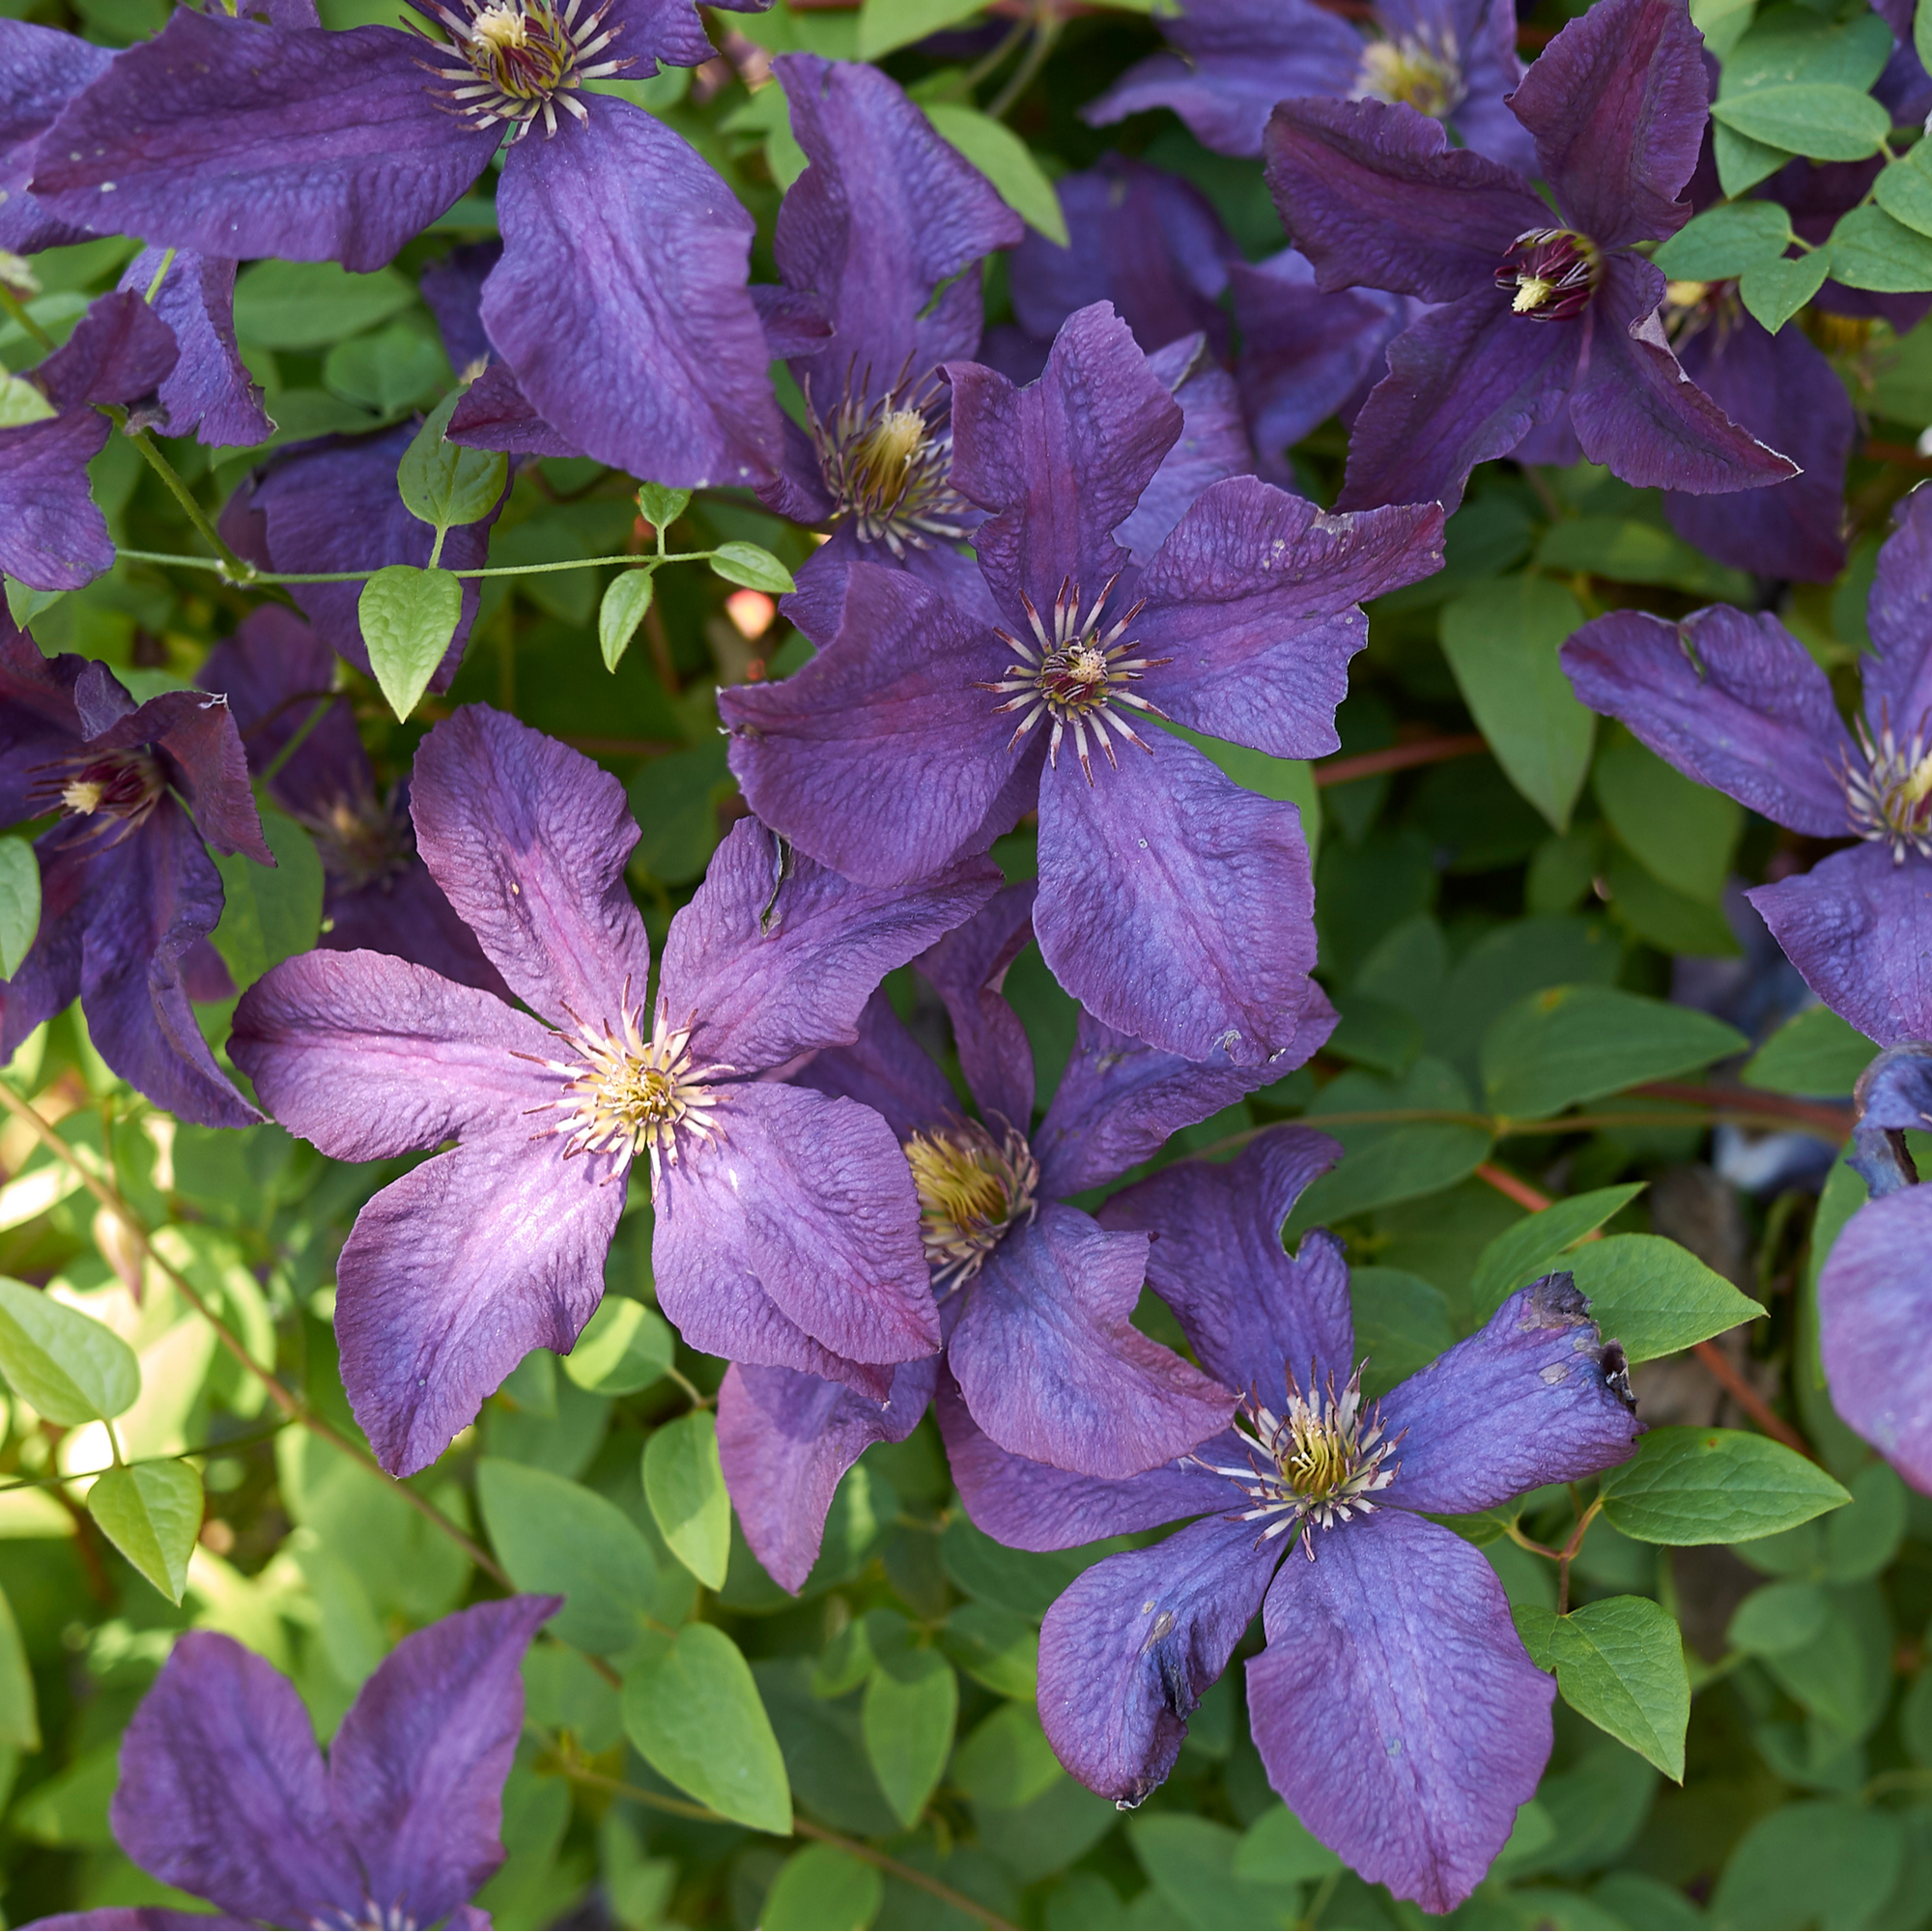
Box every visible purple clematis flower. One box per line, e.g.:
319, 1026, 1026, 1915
1561, 488, 1932, 1050
198, 606, 508, 996
28, 1595, 557, 1932
229, 705, 996, 1475
0, 20, 111, 253
114, 247, 272, 450
723, 301, 1443, 1066
940, 1128, 1640, 1914
1264, 0, 1799, 513
27, 0, 781, 489
0, 611, 270, 1129
1085, 0, 1536, 175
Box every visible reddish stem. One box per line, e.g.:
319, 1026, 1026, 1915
1313, 732, 1487, 788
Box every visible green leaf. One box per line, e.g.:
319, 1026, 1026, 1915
1480, 984, 1747, 1120
1829, 204, 1932, 292
1742, 1004, 1876, 1095
923, 101, 1069, 245
210, 810, 325, 994
230, 260, 415, 351
1565, 1234, 1767, 1365
1710, 85, 1890, 161
1603, 848, 1741, 956
359, 564, 463, 721
1594, 731, 1742, 904
560, 1294, 673, 1396
86, 1459, 202, 1605
862, 1646, 957, 1827
858, 0, 982, 59
624, 1623, 792, 1833
1690, 0, 1754, 57
1233, 1805, 1343, 1885
1738, 248, 1833, 331
1159, 720, 1321, 861
1877, 153, 1932, 242
0, 1584, 39, 1751
1534, 517, 1750, 599
759, 1842, 883, 1931
1713, 120, 1794, 197
709, 542, 797, 595
0, 835, 40, 980
1599, 1427, 1850, 1545
643, 1409, 732, 1590
1722, 5, 1891, 91
1534, 1596, 1690, 1779
636, 481, 694, 530
952, 1700, 1062, 1808
599, 567, 657, 672
1350, 1266, 1453, 1388
3, 579, 64, 628
627, 738, 734, 886
396, 392, 507, 533
323, 322, 448, 413
0, 1275, 139, 1425
1652, 200, 1795, 280
476, 1456, 659, 1654
1438, 578, 1593, 832
1729, 1578, 1829, 1653
0, 375, 57, 428
939, 1601, 1039, 1700
1129, 1815, 1288, 1928
1468, 1183, 1647, 1320
1712, 1801, 1904, 1930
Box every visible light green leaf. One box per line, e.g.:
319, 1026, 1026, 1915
359, 564, 463, 721
1535, 517, 1750, 599
87, 1459, 203, 1605
1691, 0, 1754, 59
1534, 1596, 1690, 1780
1566, 1234, 1766, 1365
862, 1646, 957, 1827
1713, 120, 1793, 197
323, 322, 448, 413
708, 542, 797, 595
476, 1456, 659, 1654
0, 374, 55, 428
1877, 153, 1932, 242
561, 1294, 673, 1397
643, 1409, 732, 1590
859, 0, 981, 58
1738, 248, 1833, 331
1595, 732, 1742, 905
1829, 205, 1932, 292
1722, 5, 1891, 93
1743, 1005, 1875, 1095
1652, 200, 1795, 280
623, 1623, 792, 1833
938, 1601, 1038, 1700
396, 392, 507, 533
599, 567, 657, 673
1728, 1578, 1830, 1653
0, 835, 40, 980
923, 101, 1069, 245
1439, 578, 1593, 832
0, 1276, 139, 1425
1710, 85, 1890, 161
231, 260, 415, 351
636, 481, 694, 530
0, 1584, 36, 1750
1233, 1804, 1342, 1885
952, 1700, 1062, 1808
1600, 1427, 1850, 1545
210, 810, 325, 994
760, 1842, 883, 1931
4, 579, 64, 628
1468, 1183, 1647, 1320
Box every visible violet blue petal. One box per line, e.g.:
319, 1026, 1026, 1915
419, 241, 503, 377
328, 1597, 557, 1927
1262, 98, 1547, 302
410, 705, 654, 1030
916, 879, 1037, 1131
1037, 1511, 1278, 1804
0, 827, 82, 1063
950, 1206, 1234, 1479
444, 361, 582, 460
753, 283, 834, 362
0, 606, 86, 773
30, 14, 496, 272
660, 815, 999, 1072
720, 564, 1015, 889
1862, 485, 1932, 743
0, 21, 112, 253
120, 248, 271, 448
483, 99, 780, 490
89, 687, 271, 863
1034, 731, 1316, 1067
1133, 481, 1445, 758
1846, 1043, 1932, 1196
71, 659, 134, 739
790, 988, 959, 1144
109, 1630, 363, 1927
1510, 0, 1705, 249
1559, 606, 1854, 838
948, 303, 1181, 631
1748, 842, 1932, 1048
0, 409, 113, 592
1405, 0, 1536, 176
1115, 341, 1255, 568
717, 1356, 936, 1595
324, 863, 514, 1002
1818, 1184, 1932, 1491
35, 290, 177, 411
1247, 1509, 1552, 1917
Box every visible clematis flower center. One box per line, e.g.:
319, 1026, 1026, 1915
417, 0, 630, 139
1845, 714, 1932, 864
300, 793, 413, 893
1352, 32, 1463, 119
808, 368, 971, 556
985, 578, 1170, 783
1197, 1364, 1399, 1556
903, 1119, 1039, 1291
1495, 227, 1602, 321
536, 993, 730, 1193
40, 747, 166, 830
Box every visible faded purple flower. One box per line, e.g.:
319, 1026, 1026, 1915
1086, 0, 1536, 174
0, 20, 111, 254
28, 1596, 556, 1931
229, 706, 996, 1474
1264, 0, 1799, 513
0, 610, 270, 1128
1562, 488, 1932, 1049
940, 1128, 1639, 1914
724, 301, 1442, 1066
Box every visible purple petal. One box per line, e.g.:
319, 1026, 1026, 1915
790, 987, 958, 1143
1559, 606, 1853, 838
1863, 485, 1932, 743
1385, 1273, 1641, 1514
1334, 289, 1580, 514
718, 1356, 935, 1595
419, 241, 502, 377
1406, 0, 1536, 174
119, 249, 270, 448
30, 14, 494, 272
1748, 841, 1932, 1048
720, 564, 1015, 889
329, 1597, 557, 1928
1099, 1129, 1349, 1393
0, 21, 112, 253
1037, 1511, 1278, 1804
654, 1079, 939, 1375
34, 290, 177, 411
1034, 731, 1318, 1066
1114, 341, 1256, 568
950, 1206, 1234, 1479
1569, 257, 1798, 494
660, 815, 998, 1071
444, 359, 582, 460
1262, 97, 1545, 302
1247, 1509, 1552, 1916
483, 99, 780, 490
948, 304, 1181, 630
753, 282, 833, 362
1818, 1185, 1932, 1490
322, 863, 514, 1001
916, 880, 1037, 1130
1134, 480, 1444, 758
90, 688, 270, 863
110, 1631, 362, 1927
0, 615, 85, 820
410, 706, 653, 1031
1512, 0, 1705, 248
0, 410, 113, 592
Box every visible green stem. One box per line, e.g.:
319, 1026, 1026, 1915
256, 695, 334, 790
0, 283, 55, 354
114, 547, 715, 583
986, 7, 1060, 120
143, 247, 178, 305
113, 420, 258, 581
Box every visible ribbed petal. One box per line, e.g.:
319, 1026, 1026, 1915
916, 880, 1037, 1131
0, 20, 112, 253
1863, 485, 1932, 744
790, 988, 958, 1144
118, 248, 270, 448
0, 410, 113, 593
34, 290, 177, 410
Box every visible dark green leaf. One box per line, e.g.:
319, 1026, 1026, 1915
87, 1459, 202, 1605
923, 102, 1069, 244
1565, 1234, 1766, 1364
210, 810, 325, 994
1603, 848, 1742, 956
1468, 1183, 1646, 1319
1710, 85, 1890, 161
952, 1700, 1062, 1808
560, 1294, 673, 1396
709, 542, 798, 595
1595, 731, 1742, 904
1350, 1266, 1454, 1390
1714, 120, 1794, 197
940, 1601, 1039, 1700
230, 260, 414, 350
1711, 1800, 1902, 1928
1729, 1579, 1829, 1653
1737, 248, 1832, 331
1829, 205, 1932, 291
0, 1275, 139, 1425
323, 322, 448, 413
1534, 517, 1750, 599
396, 392, 506, 533
1742, 1004, 1875, 1095
1129, 1815, 1287, 1928
862, 1646, 956, 1827
1600, 1427, 1850, 1545
643, 1409, 731, 1591
1652, 200, 1795, 279
599, 567, 657, 672
358, 564, 463, 721
759, 1843, 883, 1931
1233, 1806, 1342, 1885
0, 836, 38, 980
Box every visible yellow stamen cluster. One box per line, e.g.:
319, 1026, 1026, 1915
1846, 714, 1932, 863
903, 1120, 1039, 1291
809, 369, 970, 555
419, 0, 629, 140
44, 748, 166, 834
1353, 33, 1463, 119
